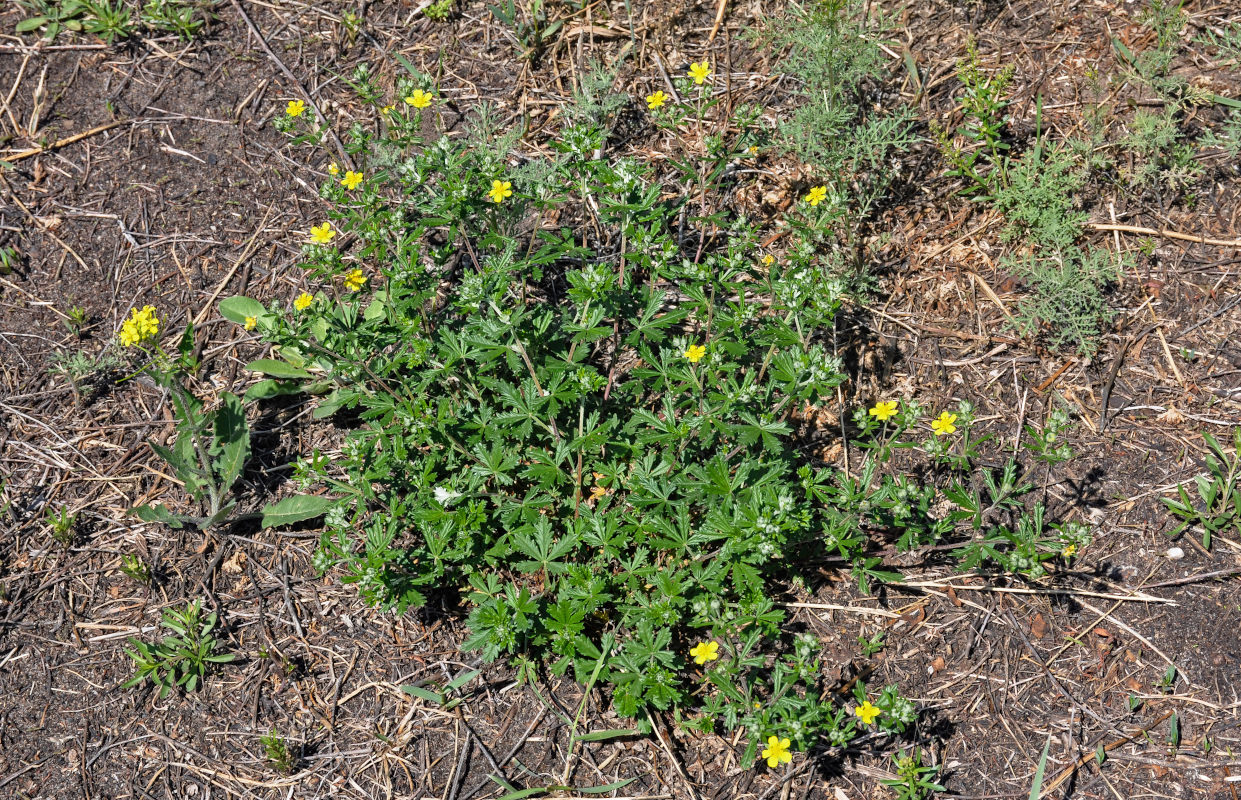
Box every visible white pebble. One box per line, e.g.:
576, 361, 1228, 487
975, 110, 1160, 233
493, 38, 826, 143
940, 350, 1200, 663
1166, 547, 1185, 560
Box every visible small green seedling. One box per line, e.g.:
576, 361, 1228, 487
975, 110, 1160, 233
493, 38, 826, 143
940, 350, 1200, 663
120, 554, 151, 584
1162, 429, 1241, 550
423, 0, 453, 20
261, 729, 296, 774
47, 506, 77, 546
401, 668, 480, 711
81, 0, 134, 43
881, 748, 945, 800
858, 629, 886, 657
123, 600, 234, 697
16, 0, 87, 40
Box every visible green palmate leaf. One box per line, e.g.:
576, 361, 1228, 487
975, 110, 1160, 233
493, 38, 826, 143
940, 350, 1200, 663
219, 296, 266, 325
246, 359, 313, 379
260, 495, 336, 528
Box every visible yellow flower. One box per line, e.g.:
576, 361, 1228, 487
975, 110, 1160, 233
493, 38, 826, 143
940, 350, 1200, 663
804, 185, 828, 206
589, 485, 607, 502
380, 104, 395, 115
688, 61, 712, 85
487, 179, 513, 204
343, 269, 367, 292
294, 292, 314, 311
244, 316, 257, 331
646, 90, 668, 109
341, 171, 364, 191
760, 736, 792, 768
310, 223, 336, 245
1062, 543, 1077, 558
118, 305, 159, 347
285, 99, 306, 117
930, 411, 958, 436
405, 89, 434, 108
869, 400, 899, 422
761, 254, 774, 266
689, 640, 719, 665
328, 162, 340, 176
854, 700, 882, 725
684, 343, 706, 363
748, 145, 759, 155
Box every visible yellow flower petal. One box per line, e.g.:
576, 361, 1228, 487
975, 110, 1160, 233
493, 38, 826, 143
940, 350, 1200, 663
688, 61, 712, 85
310, 223, 336, 245
869, 400, 899, 422
931, 411, 958, 436
405, 89, 434, 108
487, 179, 513, 203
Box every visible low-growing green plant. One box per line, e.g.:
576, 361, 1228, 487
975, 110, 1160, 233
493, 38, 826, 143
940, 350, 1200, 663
15, 0, 87, 40
944, 458, 1033, 532
61, 305, 89, 337
1024, 407, 1076, 466
1199, 109, 1241, 158
261, 729, 296, 774
488, 0, 561, 62
1200, 18, 1241, 63
46, 505, 78, 546
857, 629, 886, 656
881, 747, 945, 800
120, 553, 151, 583
50, 347, 124, 396
15, 0, 210, 42
141, 0, 209, 39
401, 667, 479, 712
937, 37, 1014, 198
758, 0, 915, 251
1123, 108, 1202, 190
123, 599, 233, 697
423, 0, 453, 22
128, 323, 253, 531
249, 54, 937, 765
80, 0, 134, 43
952, 504, 1092, 579
119, 305, 332, 532
0, 245, 19, 275
1113, 0, 1188, 102
993, 141, 1087, 250
196, 23, 1101, 772
1162, 428, 1241, 550
1007, 245, 1118, 354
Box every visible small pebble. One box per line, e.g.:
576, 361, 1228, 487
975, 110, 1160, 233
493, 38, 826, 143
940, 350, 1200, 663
1166, 547, 1185, 560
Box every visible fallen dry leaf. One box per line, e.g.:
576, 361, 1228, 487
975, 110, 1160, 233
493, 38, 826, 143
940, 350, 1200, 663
1030, 612, 1048, 639
222, 549, 247, 574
